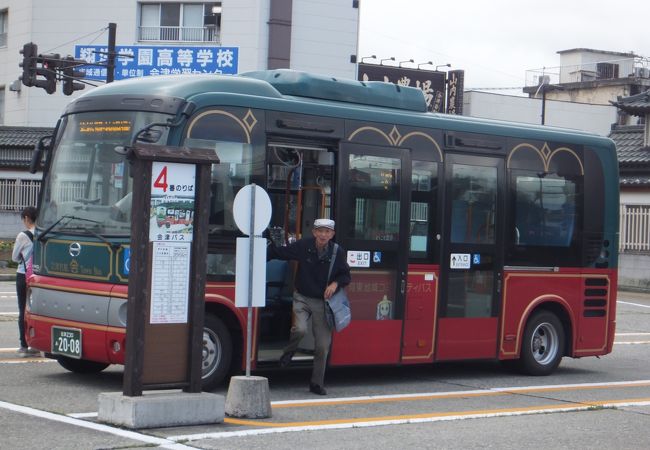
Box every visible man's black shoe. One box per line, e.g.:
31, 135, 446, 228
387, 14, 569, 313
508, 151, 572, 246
279, 351, 294, 368
309, 383, 327, 395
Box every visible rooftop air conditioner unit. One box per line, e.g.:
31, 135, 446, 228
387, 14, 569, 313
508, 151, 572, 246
634, 67, 650, 78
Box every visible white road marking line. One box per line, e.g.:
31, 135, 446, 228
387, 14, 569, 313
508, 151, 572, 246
267, 379, 650, 406
0, 400, 198, 450
0, 359, 54, 364
616, 332, 650, 336
0, 312, 18, 316
68, 412, 99, 419
614, 341, 650, 345
618, 301, 650, 309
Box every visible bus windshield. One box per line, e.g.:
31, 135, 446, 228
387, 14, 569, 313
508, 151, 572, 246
38, 111, 171, 235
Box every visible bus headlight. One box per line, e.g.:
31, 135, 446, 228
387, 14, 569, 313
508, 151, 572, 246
118, 302, 127, 326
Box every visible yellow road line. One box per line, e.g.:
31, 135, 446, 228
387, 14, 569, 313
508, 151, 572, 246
223, 397, 650, 428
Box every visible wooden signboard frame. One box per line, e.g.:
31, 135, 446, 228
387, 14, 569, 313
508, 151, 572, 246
123, 144, 219, 396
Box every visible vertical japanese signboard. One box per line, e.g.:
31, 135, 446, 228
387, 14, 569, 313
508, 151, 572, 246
75, 45, 238, 81
149, 162, 195, 324
446, 70, 465, 115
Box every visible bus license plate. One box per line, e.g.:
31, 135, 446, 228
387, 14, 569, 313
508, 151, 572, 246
51, 326, 82, 359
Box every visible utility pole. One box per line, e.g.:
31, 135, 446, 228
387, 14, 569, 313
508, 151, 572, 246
541, 85, 547, 125
107, 22, 117, 83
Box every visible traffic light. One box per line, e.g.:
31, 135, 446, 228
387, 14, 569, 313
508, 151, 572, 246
62, 56, 85, 96
19, 43, 38, 87
34, 53, 59, 95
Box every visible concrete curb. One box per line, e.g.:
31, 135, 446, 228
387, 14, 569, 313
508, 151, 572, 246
0, 273, 16, 282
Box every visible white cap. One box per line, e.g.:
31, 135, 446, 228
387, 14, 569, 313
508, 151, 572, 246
313, 218, 335, 230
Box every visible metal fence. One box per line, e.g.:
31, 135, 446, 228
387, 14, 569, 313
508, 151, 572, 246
0, 179, 40, 211
620, 204, 650, 253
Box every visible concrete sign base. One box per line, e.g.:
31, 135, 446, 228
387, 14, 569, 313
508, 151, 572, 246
98, 391, 224, 429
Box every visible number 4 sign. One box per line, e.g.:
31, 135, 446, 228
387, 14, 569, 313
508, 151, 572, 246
151, 162, 196, 196
153, 165, 169, 192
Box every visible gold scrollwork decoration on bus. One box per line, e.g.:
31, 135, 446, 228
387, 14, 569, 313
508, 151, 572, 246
348, 125, 443, 162
507, 142, 584, 175
186, 108, 258, 144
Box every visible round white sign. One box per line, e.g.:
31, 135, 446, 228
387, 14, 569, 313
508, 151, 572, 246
232, 184, 272, 236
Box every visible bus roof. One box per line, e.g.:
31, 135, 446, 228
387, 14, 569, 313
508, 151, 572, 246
73, 70, 614, 148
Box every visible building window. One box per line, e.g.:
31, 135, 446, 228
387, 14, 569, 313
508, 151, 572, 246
139, 2, 221, 43
0, 9, 8, 48
597, 62, 619, 80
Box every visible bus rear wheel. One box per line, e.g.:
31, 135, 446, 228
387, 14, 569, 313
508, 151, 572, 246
57, 356, 109, 374
518, 311, 565, 376
202, 314, 232, 391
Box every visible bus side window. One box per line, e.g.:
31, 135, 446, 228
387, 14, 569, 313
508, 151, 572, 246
514, 174, 577, 247
509, 169, 582, 266
410, 160, 438, 261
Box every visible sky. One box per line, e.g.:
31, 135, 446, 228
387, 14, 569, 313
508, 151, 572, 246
358, 0, 650, 93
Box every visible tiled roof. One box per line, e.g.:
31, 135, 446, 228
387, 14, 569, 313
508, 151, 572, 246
610, 90, 650, 116
608, 124, 650, 164
0, 126, 54, 149
620, 174, 650, 186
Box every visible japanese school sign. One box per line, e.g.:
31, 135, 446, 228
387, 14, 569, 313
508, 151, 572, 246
74, 45, 238, 81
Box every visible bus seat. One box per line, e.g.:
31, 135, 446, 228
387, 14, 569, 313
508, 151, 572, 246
266, 259, 290, 302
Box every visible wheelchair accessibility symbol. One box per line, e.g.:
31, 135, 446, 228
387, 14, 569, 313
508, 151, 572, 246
473, 253, 481, 265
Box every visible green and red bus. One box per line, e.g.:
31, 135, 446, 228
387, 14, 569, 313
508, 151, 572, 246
25, 70, 618, 390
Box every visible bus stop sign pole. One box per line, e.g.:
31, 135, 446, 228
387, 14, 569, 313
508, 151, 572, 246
227, 183, 272, 419
246, 185, 256, 376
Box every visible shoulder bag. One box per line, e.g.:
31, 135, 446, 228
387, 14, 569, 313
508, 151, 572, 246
325, 243, 351, 332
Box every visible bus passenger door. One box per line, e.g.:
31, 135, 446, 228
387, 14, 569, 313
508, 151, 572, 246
436, 154, 505, 360
329, 143, 411, 365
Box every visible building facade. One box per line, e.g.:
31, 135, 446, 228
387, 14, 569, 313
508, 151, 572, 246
609, 91, 650, 290
0, 0, 360, 127
463, 90, 617, 136
0, 0, 359, 238
524, 48, 650, 126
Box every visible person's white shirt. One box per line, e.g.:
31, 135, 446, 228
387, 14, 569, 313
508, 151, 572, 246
12, 226, 35, 274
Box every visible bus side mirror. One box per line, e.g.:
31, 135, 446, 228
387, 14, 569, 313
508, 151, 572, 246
29, 135, 52, 174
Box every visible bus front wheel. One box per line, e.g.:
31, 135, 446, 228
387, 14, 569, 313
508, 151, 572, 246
518, 311, 565, 376
57, 356, 110, 374
202, 314, 233, 391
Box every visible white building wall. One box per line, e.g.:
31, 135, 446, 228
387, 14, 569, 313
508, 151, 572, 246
2, 0, 136, 127
559, 50, 636, 83
0, 0, 359, 127
463, 91, 617, 136
621, 191, 650, 205
290, 0, 358, 79
548, 84, 632, 106
220, 0, 269, 73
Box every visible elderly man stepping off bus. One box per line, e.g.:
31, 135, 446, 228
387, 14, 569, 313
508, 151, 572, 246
267, 218, 351, 395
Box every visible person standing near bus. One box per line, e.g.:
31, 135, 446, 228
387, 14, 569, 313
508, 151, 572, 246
11, 206, 38, 357
267, 218, 351, 395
